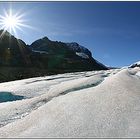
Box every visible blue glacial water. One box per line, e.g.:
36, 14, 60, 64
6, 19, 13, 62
0, 92, 24, 103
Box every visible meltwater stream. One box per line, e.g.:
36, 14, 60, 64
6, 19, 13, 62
0, 92, 24, 103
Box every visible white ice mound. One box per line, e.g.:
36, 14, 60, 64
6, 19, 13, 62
0, 68, 140, 138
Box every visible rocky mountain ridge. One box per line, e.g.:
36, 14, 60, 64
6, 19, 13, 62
0, 29, 108, 82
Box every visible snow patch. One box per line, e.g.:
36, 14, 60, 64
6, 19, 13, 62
76, 52, 89, 59
32, 50, 48, 54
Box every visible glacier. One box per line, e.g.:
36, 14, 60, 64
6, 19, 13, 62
0, 67, 140, 138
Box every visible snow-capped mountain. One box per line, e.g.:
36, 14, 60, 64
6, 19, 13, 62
30, 38, 92, 59
30, 36, 108, 71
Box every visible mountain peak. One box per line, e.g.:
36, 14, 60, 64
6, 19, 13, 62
42, 36, 50, 41
0, 29, 12, 37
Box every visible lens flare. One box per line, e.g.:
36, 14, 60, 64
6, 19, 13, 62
0, 8, 33, 38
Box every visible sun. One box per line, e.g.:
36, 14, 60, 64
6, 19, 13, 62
4, 16, 19, 28
0, 9, 31, 37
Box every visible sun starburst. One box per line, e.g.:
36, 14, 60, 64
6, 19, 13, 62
0, 8, 33, 38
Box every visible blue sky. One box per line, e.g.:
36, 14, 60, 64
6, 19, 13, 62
0, 2, 140, 67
